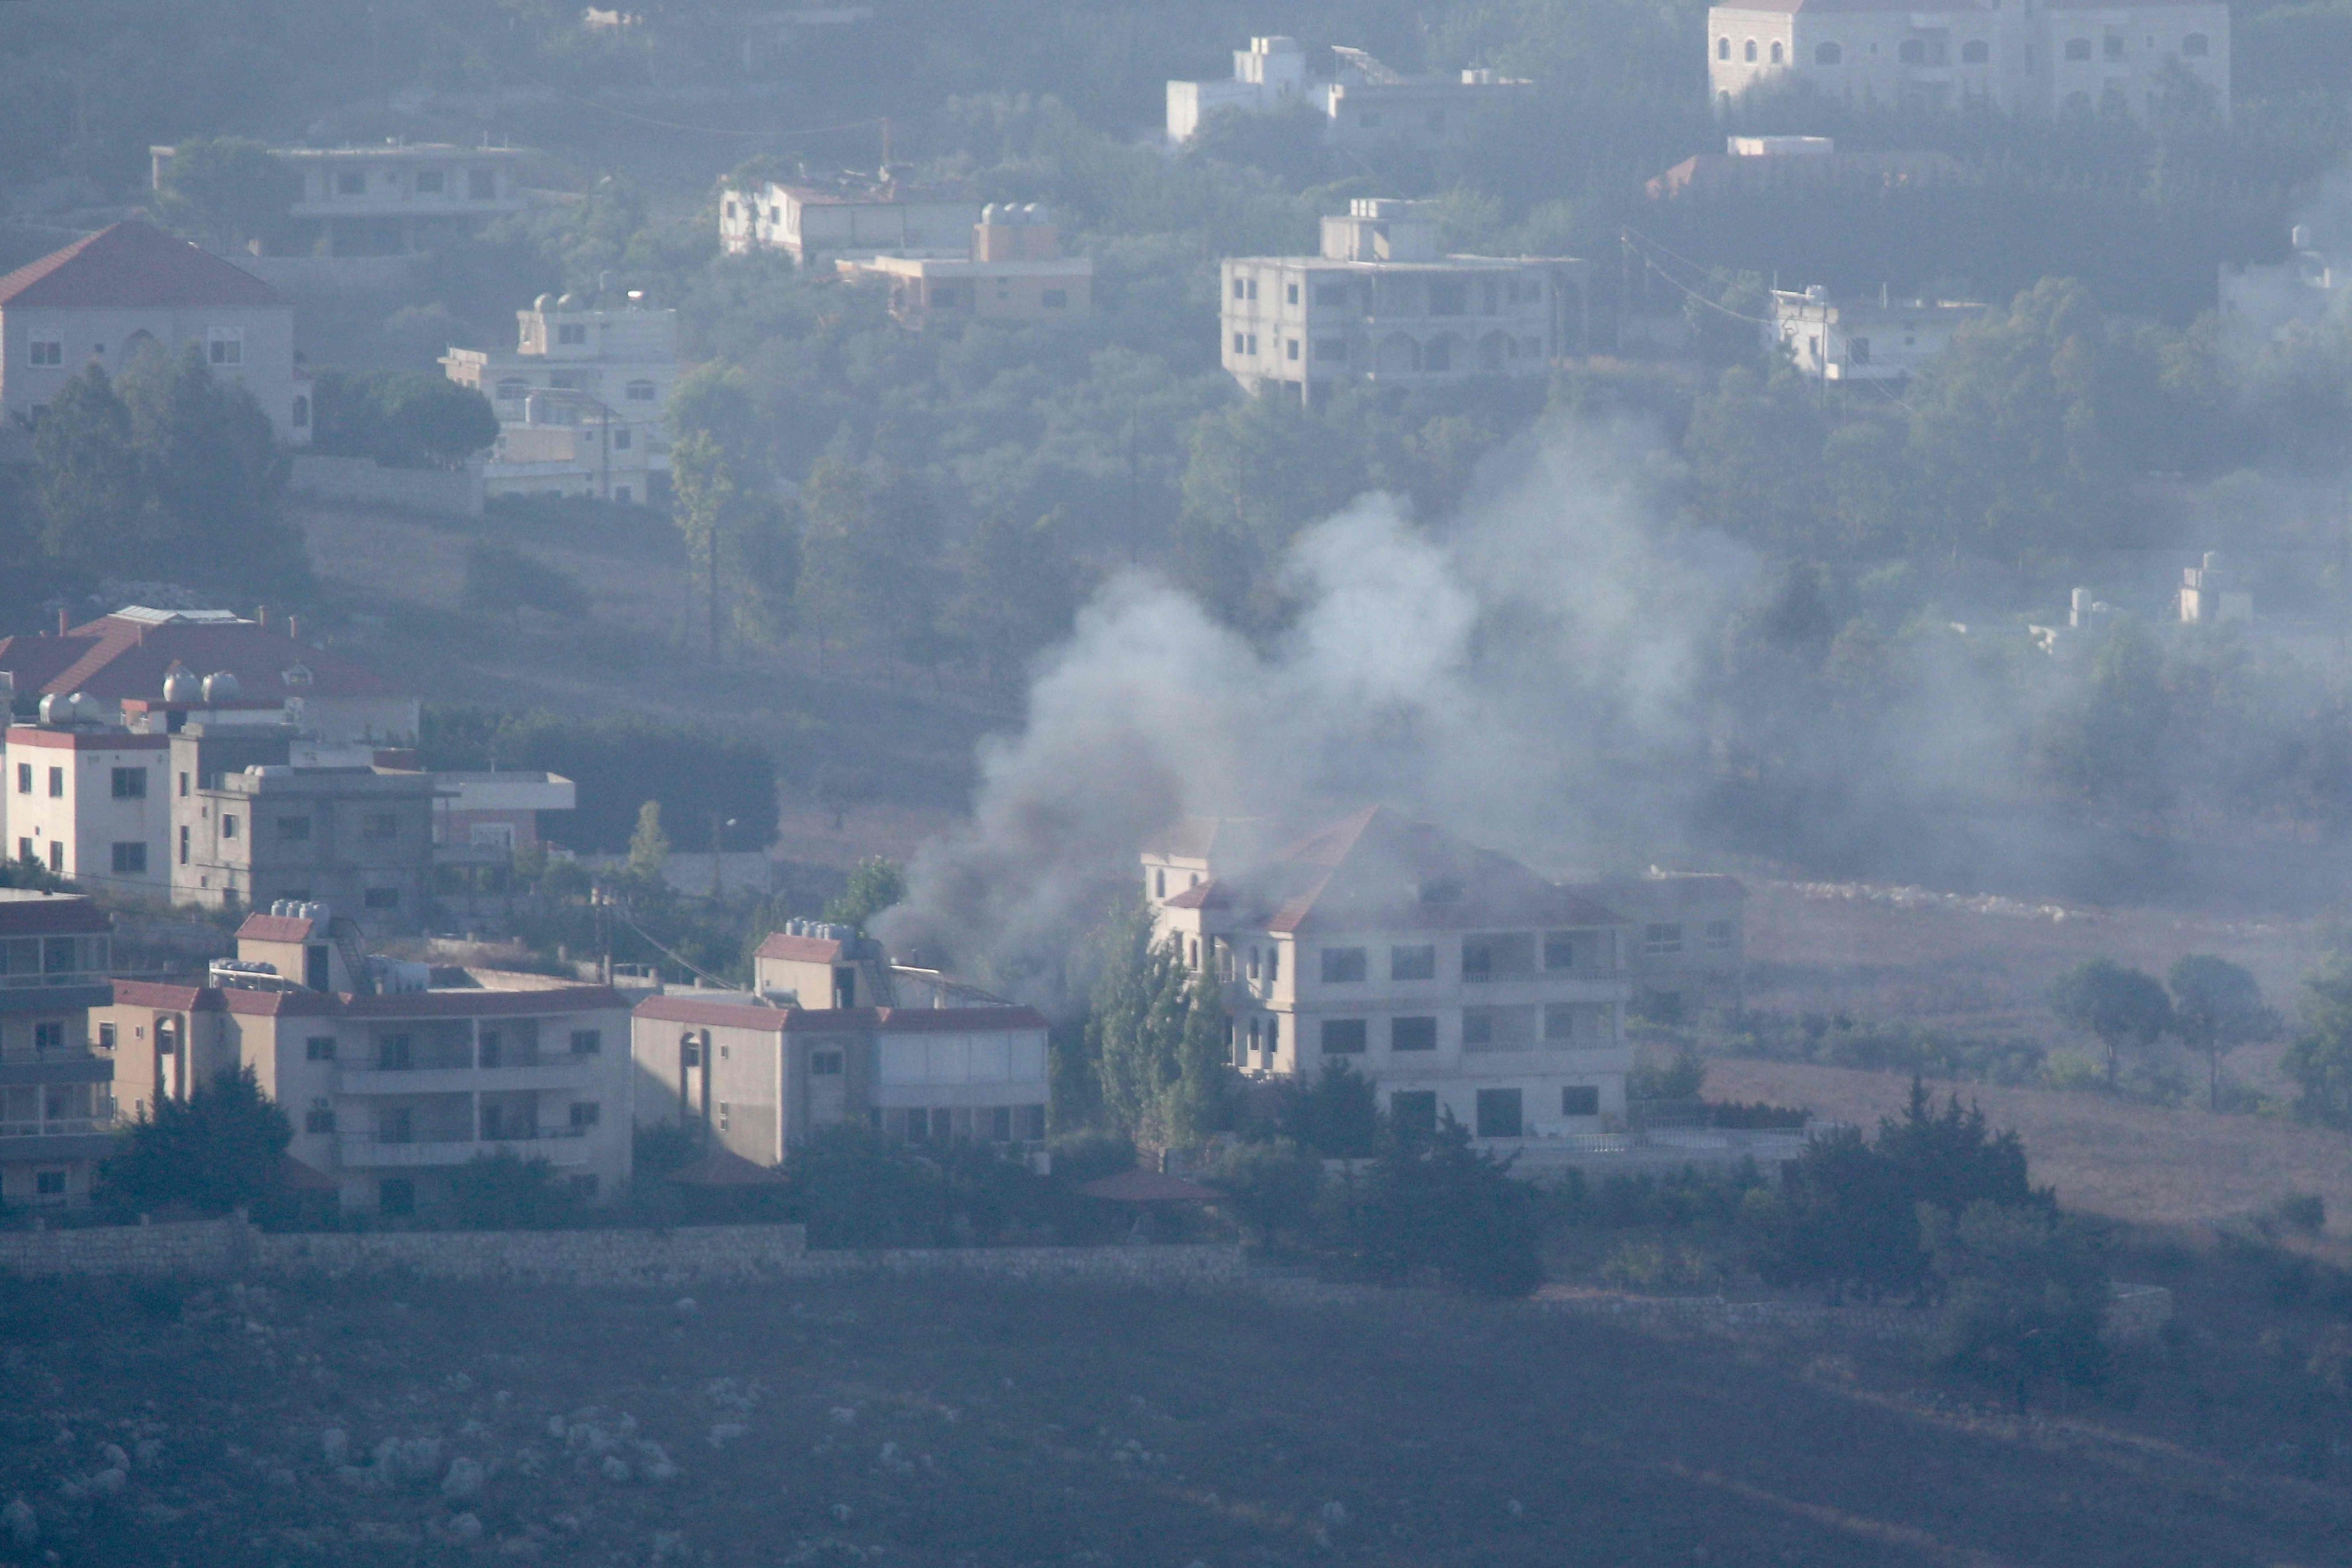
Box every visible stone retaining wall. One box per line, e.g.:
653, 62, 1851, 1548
0, 1218, 1243, 1289
290, 454, 484, 518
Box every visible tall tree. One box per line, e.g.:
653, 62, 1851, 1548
33, 364, 148, 569
1084, 897, 1230, 1148
154, 137, 298, 254
98, 1065, 291, 1217
2166, 955, 2280, 1110
2284, 961, 2352, 1129
117, 343, 306, 597
2049, 958, 2174, 1090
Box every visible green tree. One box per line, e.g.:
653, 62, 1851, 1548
1276, 1060, 1382, 1158
783, 1122, 952, 1248
2284, 960, 2352, 1128
446, 1150, 584, 1229
462, 542, 586, 617
822, 857, 906, 933
314, 372, 498, 470
33, 365, 148, 569
117, 343, 305, 597
2049, 957, 2174, 1089
2166, 955, 2280, 1110
1681, 365, 1828, 553
1175, 393, 1362, 628
627, 800, 670, 880
941, 508, 1077, 682
1204, 1138, 1326, 1254
795, 457, 944, 669
98, 1065, 291, 1218
1083, 897, 1230, 1147
670, 365, 797, 661
1921, 1200, 2110, 1411
1356, 1113, 1543, 1297
2033, 621, 2173, 812
154, 137, 298, 253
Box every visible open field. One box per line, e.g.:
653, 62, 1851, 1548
2, 1268, 2348, 1568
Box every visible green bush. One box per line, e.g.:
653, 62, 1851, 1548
1274, 1061, 1381, 1158
98, 1066, 289, 1219
1355, 1115, 1543, 1299
1922, 1200, 2110, 1410
462, 542, 588, 617
445, 1150, 584, 1230
1204, 1138, 1324, 1254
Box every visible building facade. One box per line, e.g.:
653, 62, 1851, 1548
1706, 0, 2230, 124
2, 719, 169, 893
102, 917, 631, 1215
1168, 36, 1531, 149
631, 993, 1050, 1163
0, 221, 310, 444
1767, 286, 1990, 382
1221, 199, 1588, 400
1573, 874, 1749, 1021
0, 891, 115, 1210
149, 142, 532, 259
836, 204, 1093, 328
441, 293, 679, 504
1149, 806, 1635, 1141
720, 177, 977, 264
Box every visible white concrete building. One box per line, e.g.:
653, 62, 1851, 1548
1707, 0, 2230, 125
720, 176, 977, 265
0, 221, 310, 445
836, 204, 1093, 329
2220, 225, 2350, 339
442, 292, 679, 505
102, 920, 635, 1216
1168, 36, 1531, 149
2, 715, 169, 893
1767, 285, 1990, 382
149, 142, 532, 259
1220, 199, 1589, 400
1148, 807, 1635, 1142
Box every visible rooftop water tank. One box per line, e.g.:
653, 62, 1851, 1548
163, 666, 200, 703
202, 671, 241, 703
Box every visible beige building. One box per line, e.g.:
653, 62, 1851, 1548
1768, 286, 1990, 383
0, 221, 310, 445
102, 914, 632, 1215
442, 292, 679, 505
720, 176, 976, 265
1573, 874, 1748, 1022
150, 142, 532, 259
1149, 807, 1635, 1141
1707, 0, 2230, 123
837, 204, 1092, 328
1221, 199, 1589, 401
632, 992, 1050, 1161
0, 891, 117, 1210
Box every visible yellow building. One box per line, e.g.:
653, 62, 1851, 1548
837, 204, 1092, 328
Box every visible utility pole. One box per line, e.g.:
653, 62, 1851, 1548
709, 815, 735, 900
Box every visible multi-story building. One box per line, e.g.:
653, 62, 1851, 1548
102, 912, 632, 1215
1706, 0, 2230, 124
441, 291, 679, 505
720, 176, 977, 265
1767, 286, 1990, 384
0, 891, 115, 1210
0, 221, 310, 444
168, 725, 438, 932
1573, 874, 1749, 1021
631, 991, 1049, 1163
2, 704, 169, 892
0, 605, 419, 747
1149, 806, 1635, 1141
836, 204, 1093, 328
1168, 36, 1531, 149
149, 142, 532, 260
1220, 199, 1589, 401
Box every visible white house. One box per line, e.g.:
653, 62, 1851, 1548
720, 176, 977, 265
1767, 285, 1991, 382
149, 142, 532, 260
1707, 0, 2230, 124
1, 717, 169, 892
1169, 36, 1531, 149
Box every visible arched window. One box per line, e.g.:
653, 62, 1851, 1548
2181, 32, 2209, 57
1815, 42, 1842, 64
2064, 37, 2091, 60
1717, 90, 1731, 112
291, 395, 309, 428
1743, 38, 1758, 61
1717, 36, 1731, 60
1962, 40, 1989, 63
1898, 38, 1926, 63
1769, 41, 1784, 63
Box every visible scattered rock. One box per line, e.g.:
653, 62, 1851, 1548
446, 1512, 483, 1542
1320, 1501, 1350, 1527
98, 1445, 128, 1473
443, 1458, 485, 1500
321, 1430, 350, 1467
601, 1456, 632, 1484
3, 1498, 35, 1546
1506, 1499, 1525, 1519
707, 1423, 748, 1449
673, 1298, 699, 1318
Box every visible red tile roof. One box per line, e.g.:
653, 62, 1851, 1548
754, 932, 848, 964
635, 995, 791, 1032
633, 995, 1047, 1033
108, 976, 625, 1018
0, 892, 111, 935
0, 615, 405, 704
0, 221, 283, 310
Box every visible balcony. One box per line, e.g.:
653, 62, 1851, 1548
336, 1060, 596, 1095
0, 1115, 119, 1163
336, 1125, 590, 1168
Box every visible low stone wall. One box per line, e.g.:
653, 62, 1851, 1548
290, 454, 484, 518
0, 1218, 1243, 1289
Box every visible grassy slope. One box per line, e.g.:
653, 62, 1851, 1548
4, 1270, 2348, 1567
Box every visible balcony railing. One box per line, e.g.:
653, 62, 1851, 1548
337, 1125, 589, 1168
0, 1117, 112, 1140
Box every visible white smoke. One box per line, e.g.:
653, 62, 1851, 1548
876, 416, 1758, 1002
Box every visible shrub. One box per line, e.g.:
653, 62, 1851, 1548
784, 1124, 953, 1249
462, 542, 588, 617
1204, 1138, 1324, 1253
2269, 1192, 2327, 1237
1922, 1200, 2110, 1410
1274, 1060, 1381, 1158
446, 1151, 584, 1230
98, 1066, 289, 1218
1355, 1115, 1542, 1298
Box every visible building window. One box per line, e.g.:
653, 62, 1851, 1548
1898, 38, 1925, 63
1232, 277, 1246, 300
47, 767, 63, 799
306, 1036, 336, 1061
570, 1029, 603, 1056
178, 826, 190, 865
615, 486, 631, 503
612, 427, 631, 450
277, 816, 311, 841
1231, 332, 1246, 355
1475, 1088, 1523, 1139
220, 814, 238, 839
1320, 1019, 1368, 1055
1320, 947, 1367, 983
207, 329, 243, 366
14, 763, 28, 794
111, 842, 147, 875
1042, 289, 1068, 308
2064, 37, 2091, 60
1286, 281, 1300, 305
1267, 944, 1279, 982
363, 887, 399, 910
29, 336, 63, 367
336, 171, 365, 195
624, 379, 656, 402
98, 1023, 115, 1049
1390, 943, 1435, 981
1245, 278, 1258, 301
496, 378, 527, 403
1705, 919, 1735, 952
1644, 922, 1685, 957
1717, 36, 1730, 60
811, 1049, 844, 1075
1264, 1016, 1279, 1055
305, 1108, 336, 1133
571, 1101, 601, 1129
1153, 868, 1166, 898
1816, 42, 1842, 64
469, 169, 497, 200
362, 813, 397, 840
1562, 1086, 1601, 1117
1462, 1009, 1494, 1049
1286, 339, 1300, 361
16, 839, 31, 864
380, 1177, 415, 1214
1961, 39, 1989, 63
34, 1171, 66, 1198
1543, 932, 1576, 970
34, 1021, 63, 1053
2103, 33, 2123, 59
378, 1034, 412, 1070
1391, 1091, 1438, 1137
1743, 38, 1758, 61
1543, 1004, 1576, 1044
569, 1174, 598, 1200
1245, 333, 1258, 354
557, 323, 588, 346
1848, 336, 1872, 366
1770, 41, 1783, 63
1392, 1015, 1438, 1052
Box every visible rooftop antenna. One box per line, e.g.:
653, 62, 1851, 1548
881, 117, 892, 171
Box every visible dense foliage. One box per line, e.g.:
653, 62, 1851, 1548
98, 1067, 292, 1219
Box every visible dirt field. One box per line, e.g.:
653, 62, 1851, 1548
3, 1268, 2347, 1568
